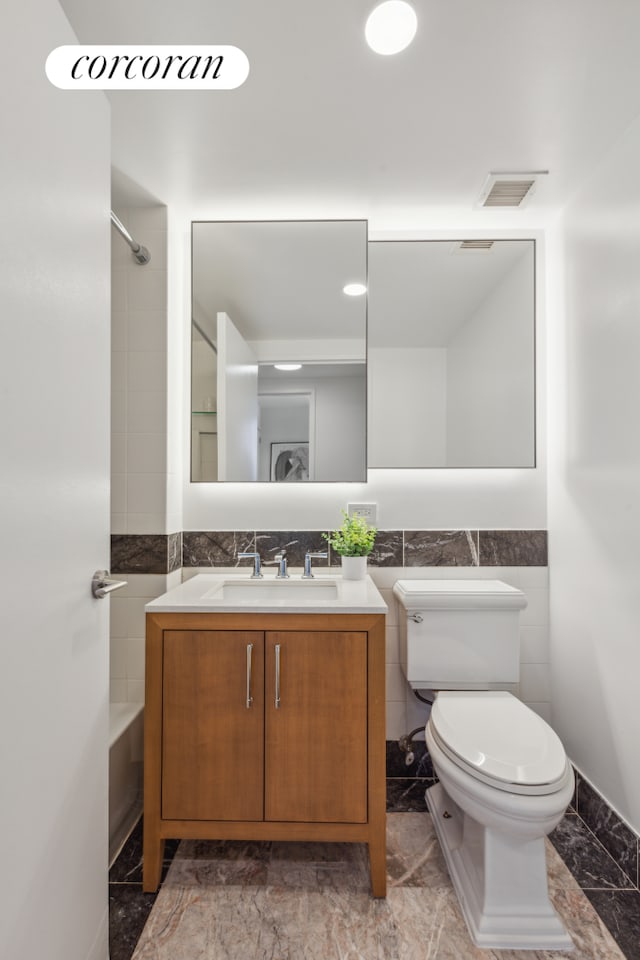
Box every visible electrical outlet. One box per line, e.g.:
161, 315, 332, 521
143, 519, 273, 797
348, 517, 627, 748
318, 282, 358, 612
347, 502, 378, 525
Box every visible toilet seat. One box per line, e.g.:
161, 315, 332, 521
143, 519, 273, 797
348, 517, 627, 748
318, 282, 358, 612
429, 691, 569, 796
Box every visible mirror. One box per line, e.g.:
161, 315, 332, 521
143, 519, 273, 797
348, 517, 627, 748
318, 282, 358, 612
191, 220, 368, 482
367, 239, 535, 468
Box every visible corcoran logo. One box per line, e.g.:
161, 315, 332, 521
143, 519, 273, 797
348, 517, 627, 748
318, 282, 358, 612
45, 45, 249, 90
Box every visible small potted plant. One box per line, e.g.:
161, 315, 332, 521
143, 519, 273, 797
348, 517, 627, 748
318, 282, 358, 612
322, 510, 377, 580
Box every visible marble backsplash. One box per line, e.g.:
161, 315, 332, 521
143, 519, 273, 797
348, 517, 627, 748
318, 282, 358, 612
112, 529, 547, 574
112, 532, 182, 575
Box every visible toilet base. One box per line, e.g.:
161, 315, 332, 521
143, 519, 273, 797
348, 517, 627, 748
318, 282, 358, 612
426, 782, 574, 951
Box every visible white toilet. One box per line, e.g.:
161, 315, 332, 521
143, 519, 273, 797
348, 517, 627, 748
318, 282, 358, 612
393, 579, 574, 951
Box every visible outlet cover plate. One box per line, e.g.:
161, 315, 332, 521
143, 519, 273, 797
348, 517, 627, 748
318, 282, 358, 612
347, 502, 377, 525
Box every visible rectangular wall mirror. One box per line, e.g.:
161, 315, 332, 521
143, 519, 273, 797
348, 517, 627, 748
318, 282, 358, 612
367, 239, 536, 468
191, 220, 368, 482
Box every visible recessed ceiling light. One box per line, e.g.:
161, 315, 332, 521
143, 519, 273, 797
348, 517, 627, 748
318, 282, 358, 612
274, 363, 302, 371
343, 283, 367, 296
365, 1, 417, 56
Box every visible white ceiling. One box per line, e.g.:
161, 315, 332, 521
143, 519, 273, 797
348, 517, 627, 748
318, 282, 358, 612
192, 220, 367, 343
60, 0, 640, 221
368, 239, 532, 346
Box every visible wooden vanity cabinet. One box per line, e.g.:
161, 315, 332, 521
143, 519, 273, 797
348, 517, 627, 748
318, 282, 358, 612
143, 611, 386, 897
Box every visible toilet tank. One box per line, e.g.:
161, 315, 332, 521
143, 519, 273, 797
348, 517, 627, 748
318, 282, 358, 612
393, 580, 527, 690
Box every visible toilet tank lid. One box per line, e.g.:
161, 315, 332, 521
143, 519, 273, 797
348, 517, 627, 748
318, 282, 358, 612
393, 579, 527, 611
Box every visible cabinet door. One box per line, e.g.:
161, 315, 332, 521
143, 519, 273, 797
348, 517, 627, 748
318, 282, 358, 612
265, 631, 368, 823
162, 631, 264, 821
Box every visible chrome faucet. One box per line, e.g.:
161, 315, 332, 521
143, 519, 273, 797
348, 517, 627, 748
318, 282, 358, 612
274, 550, 289, 579
302, 551, 328, 579
237, 551, 263, 578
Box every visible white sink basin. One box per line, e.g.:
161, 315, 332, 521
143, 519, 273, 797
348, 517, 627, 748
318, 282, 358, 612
202, 578, 339, 602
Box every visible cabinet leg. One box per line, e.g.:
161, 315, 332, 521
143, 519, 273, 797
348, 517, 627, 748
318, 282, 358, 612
142, 832, 165, 893
368, 831, 387, 898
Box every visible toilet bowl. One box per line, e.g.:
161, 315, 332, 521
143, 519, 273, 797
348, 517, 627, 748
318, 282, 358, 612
393, 579, 574, 951
426, 691, 574, 951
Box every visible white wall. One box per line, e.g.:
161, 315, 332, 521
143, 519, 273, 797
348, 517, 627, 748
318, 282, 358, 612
447, 251, 535, 466
369, 347, 447, 467
548, 112, 640, 833
0, 2, 110, 958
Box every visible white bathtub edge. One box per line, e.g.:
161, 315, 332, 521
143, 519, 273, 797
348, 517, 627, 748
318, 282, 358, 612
109, 701, 144, 748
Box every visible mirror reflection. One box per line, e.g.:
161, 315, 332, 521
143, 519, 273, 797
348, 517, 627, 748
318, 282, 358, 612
191, 220, 368, 482
367, 239, 535, 468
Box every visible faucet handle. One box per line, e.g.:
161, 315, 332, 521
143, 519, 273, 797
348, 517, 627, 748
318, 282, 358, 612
303, 551, 329, 579
273, 549, 289, 579
237, 551, 263, 578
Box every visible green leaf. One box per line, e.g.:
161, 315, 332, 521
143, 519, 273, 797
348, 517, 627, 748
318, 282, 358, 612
321, 510, 377, 557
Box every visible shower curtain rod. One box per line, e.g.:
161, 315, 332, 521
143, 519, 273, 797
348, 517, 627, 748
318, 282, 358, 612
110, 211, 151, 265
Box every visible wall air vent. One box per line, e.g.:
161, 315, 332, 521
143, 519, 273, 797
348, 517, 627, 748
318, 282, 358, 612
477, 171, 548, 208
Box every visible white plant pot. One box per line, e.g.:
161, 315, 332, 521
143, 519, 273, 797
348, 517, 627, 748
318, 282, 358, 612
341, 556, 368, 581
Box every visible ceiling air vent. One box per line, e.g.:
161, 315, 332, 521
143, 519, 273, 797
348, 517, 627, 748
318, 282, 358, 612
477, 171, 548, 208
459, 239, 494, 250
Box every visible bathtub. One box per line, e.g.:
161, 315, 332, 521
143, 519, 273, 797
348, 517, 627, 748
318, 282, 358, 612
109, 702, 144, 865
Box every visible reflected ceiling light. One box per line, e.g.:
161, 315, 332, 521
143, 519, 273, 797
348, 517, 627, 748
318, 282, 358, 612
274, 363, 302, 371
365, 1, 417, 55
343, 282, 367, 296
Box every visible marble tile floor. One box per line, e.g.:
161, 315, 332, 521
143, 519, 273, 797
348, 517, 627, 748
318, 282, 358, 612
109, 813, 634, 960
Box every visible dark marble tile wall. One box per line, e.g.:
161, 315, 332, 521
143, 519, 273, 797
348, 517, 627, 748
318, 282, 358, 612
548, 773, 640, 960
182, 531, 255, 567
573, 772, 639, 888
386, 739, 436, 814
111, 534, 181, 575
178, 529, 548, 570
256, 531, 329, 569
111, 530, 548, 573
405, 530, 479, 566
168, 532, 182, 573
478, 529, 548, 566
355, 530, 404, 567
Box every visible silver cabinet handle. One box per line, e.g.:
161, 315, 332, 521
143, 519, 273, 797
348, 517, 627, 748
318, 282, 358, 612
91, 570, 127, 599
409, 613, 424, 623
275, 643, 281, 709
246, 643, 254, 709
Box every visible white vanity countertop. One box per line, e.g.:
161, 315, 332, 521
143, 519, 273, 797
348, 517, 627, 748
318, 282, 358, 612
146, 573, 388, 615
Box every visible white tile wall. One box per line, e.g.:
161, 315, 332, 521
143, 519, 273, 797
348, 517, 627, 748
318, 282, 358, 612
368, 566, 550, 740
110, 205, 171, 702
110, 205, 168, 537
109, 571, 181, 702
